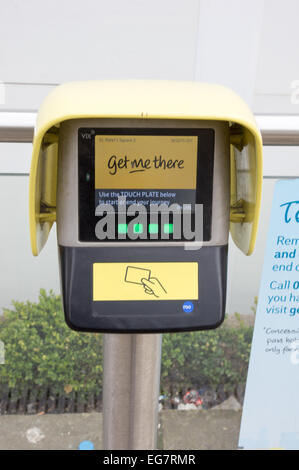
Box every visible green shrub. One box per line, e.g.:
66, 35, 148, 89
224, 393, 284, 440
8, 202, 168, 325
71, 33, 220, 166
161, 317, 253, 395
0, 290, 103, 399
0, 290, 253, 400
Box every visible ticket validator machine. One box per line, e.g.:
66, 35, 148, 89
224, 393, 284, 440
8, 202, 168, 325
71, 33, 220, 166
29, 81, 263, 333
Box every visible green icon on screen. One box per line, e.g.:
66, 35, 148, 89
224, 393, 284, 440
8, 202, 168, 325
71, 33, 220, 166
164, 223, 173, 234
133, 224, 143, 234
118, 224, 128, 234
148, 224, 159, 234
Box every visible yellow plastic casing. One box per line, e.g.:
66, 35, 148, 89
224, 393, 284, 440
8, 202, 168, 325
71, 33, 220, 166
29, 80, 263, 256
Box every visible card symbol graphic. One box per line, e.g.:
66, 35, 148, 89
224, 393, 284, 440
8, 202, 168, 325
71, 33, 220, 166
125, 266, 151, 285
124, 266, 167, 298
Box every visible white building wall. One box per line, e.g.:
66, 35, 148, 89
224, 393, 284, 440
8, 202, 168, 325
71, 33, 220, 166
0, 0, 298, 314
0, 176, 60, 310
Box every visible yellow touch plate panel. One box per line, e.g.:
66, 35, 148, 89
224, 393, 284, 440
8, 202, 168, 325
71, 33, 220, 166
93, 262, 198, 301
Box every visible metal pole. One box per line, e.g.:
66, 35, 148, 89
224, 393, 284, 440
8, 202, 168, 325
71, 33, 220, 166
103, 334, 162, 450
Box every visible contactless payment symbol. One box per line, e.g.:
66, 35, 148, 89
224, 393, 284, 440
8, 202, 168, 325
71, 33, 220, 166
125, 265, 167, 299
183, 301, 194, 313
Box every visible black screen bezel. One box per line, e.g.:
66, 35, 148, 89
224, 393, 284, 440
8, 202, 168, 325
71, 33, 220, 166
78, 127, 214, 242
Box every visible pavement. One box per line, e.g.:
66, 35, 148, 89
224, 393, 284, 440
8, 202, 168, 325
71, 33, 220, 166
0, 410, 242, 450
161, 410, 242, 450
0, 413, 103, 450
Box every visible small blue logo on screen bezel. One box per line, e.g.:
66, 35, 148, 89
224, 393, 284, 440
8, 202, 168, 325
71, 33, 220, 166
183, 301, 194, 313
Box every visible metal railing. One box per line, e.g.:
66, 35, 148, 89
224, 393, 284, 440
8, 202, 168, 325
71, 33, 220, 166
0, 112, 35, 143
0, 112, 298, 145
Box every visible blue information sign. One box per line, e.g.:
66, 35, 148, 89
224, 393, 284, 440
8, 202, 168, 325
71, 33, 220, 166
239, 179, 299, 450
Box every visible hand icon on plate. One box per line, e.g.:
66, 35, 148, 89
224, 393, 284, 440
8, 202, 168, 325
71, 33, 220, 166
141, 277, 167, 298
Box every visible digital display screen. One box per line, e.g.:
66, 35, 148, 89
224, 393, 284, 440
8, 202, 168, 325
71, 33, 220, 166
94, 135, 198, 210
78, 128, 214, 242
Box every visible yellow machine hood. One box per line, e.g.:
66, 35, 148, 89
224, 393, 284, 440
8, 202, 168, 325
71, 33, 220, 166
29, 80, 263, 255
